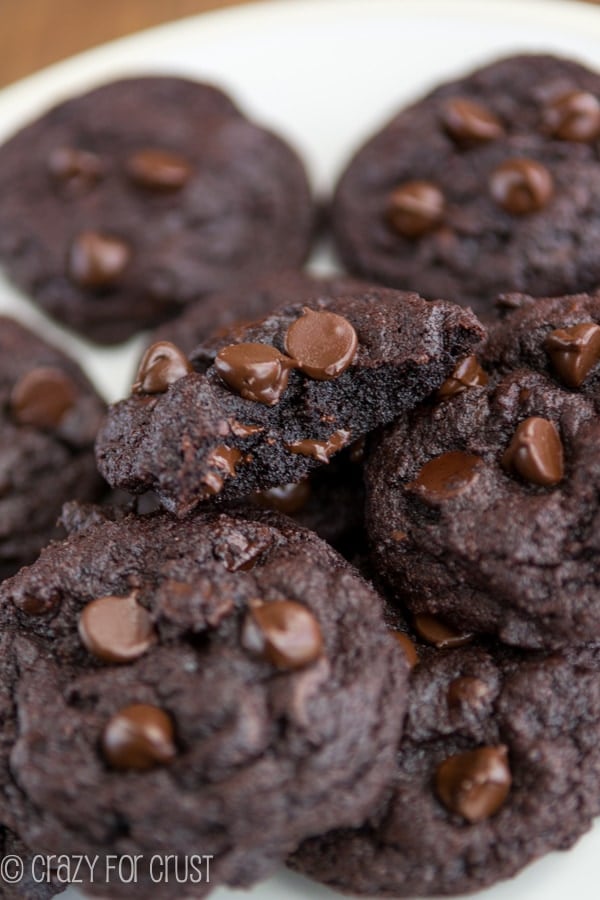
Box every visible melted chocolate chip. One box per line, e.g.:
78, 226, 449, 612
544, 322, 600, 387
214, 343, 297, 406
241, 599, 323, 670
133, 342, 192, 395
10, 367, 77, 430
392, 632, 419, 669
437, 356, 488, 400
68, 231, 131, 288
287, 429, 351, 463
435, 745, 511, 823
257, 481, 311, 514
489, 158, 553, 215
102, 704, 176, 771
406, 451, 483, 503
202, 445, 242, 495
502, 416, 564, 486
387, 180, 445, 238
544, 90, 600, 142
78, 594, 156, 663
413, 614, 473, 649
47, 147, 104, 190
442, 97, 504, 145
284, 308, 357, 380
15, 592, 61, 616
126, 148, 193, 190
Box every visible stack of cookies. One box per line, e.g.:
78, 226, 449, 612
0, 53, 599, 900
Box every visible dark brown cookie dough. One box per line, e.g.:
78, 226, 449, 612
0, 77, 314, 344
291, 623, 600, 895
0, 503, 408, 899
0, 316, 105, 580
96, 286, 485, 515
365, 346, 600, 647
332, 54, 600, 319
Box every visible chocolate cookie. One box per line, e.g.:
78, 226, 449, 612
0, 502, 408, 898
0, 829, 55, 899
291, 622, 600, 895
365, 338, 600, 646
149, 270, 363, 358
96, 286, 485, 515
0, 77, 313, 344
0, 316, 105, 580
332, 54, 600, 319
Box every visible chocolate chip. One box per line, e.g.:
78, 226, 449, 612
287, 429, 351, 463
387, 180, 445, 238
544, 322, 600, 387
442, 97, 504, 145
102, 704, 176, 771
435, 745, 511, 823
413, 614, 473, 649
202, 445, 242, 495
284, 308, 357, 380
47, 147, 104, 190
78, 593, 156, 663
214, 343, 297, 406
544, 90, 600, 142
489, 158, 553, 214
241, 599, 323, 670
392, 631, 419, 669
68, 230, 131, 288
502, 416, 564, 486
10, 367, 77, 430
126, 148, 193, 190
15, 592, 61, 616
406, 451, 483, 503
437, 356, 488, 400
133, 341, 192, 395
447, 676, 490, 710
257, 482, 311, 514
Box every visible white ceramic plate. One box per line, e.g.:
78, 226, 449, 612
1, 0, 600, 897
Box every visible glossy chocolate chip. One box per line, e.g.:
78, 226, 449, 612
47, 147, 104, 189
387, 180, 445, 238
437, 356, 488, 400
241, 599, 323, 670
78, 593, 156, 663
133, 341, 192, 395
413, 614, 473, 649
435, 745, 511, 823
102, 704, 176, 771
392, 631, 419, 669
215, 343, 297, 406
202, 445, 242, 495
10, 367, 77, 430
284, 308, 357, 380
489, 158, 553, 215
442, 97, 504, 145
126, 148, 193, 190
406, 451, 483, 503
287, 429, 351, 463
544, 322, 600, 388
544, 90, 600, 142
257, 481, 311, 514
502, 416, 564, 486
68, 230, 131, 288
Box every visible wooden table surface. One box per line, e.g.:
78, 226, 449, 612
0, 0, 599, 89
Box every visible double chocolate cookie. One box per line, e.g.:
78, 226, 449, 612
291, 622, 600, 895
0, 316, 105, 580
332, 54, 600, 318
0, 77, 313, 343
150, 270, 363, 357
96, 286, 485, 515
0, 502, 408, 898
